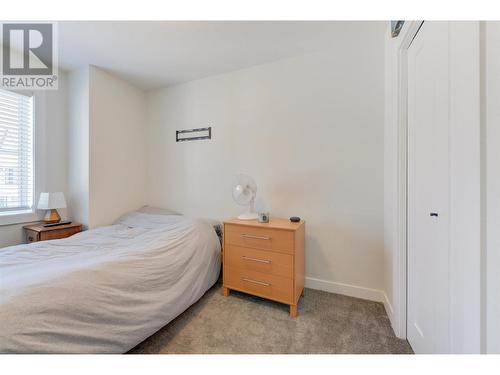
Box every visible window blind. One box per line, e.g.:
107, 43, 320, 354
0, 89, 34, 212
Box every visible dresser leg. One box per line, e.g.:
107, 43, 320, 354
223, 287, 230, 297
301, 288, 305, 297
290, 304, 298, 318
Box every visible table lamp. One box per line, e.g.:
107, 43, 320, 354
37, 192, 66, 223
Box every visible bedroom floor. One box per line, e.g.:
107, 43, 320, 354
129, 282, 413, 354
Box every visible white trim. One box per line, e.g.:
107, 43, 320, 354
0, 209, 37, 226
33, 90, 47, 207
383, 291, 395, 325
394, 21, 422, 340
385, 20, 423, 339
305, 277, 385, 303
0, 91, 47, 226
483, 20, 500, 355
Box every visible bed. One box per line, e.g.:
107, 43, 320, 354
0, 211, 221, 353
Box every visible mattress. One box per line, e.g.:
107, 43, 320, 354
0, 212, 221, 353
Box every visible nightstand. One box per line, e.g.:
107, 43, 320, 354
23, 222, 83, 243
223, 218, 305, 318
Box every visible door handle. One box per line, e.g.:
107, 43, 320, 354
241, 234, 272, 240
430, 212, 438, 217
241, 256, 271, 264
241, 277, 271, 287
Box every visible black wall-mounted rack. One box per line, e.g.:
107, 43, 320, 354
176, 127, 211, 142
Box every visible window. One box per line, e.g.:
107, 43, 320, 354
0, 89, 34, 213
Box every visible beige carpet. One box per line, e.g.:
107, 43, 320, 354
129, 282, 412, 354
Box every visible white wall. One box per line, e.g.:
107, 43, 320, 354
67, 66, 147, 229
0, 72, 69, 247
482, 21, 500, 354
146, 23, 387, 298
68, 67, 90, 227
88, 66, 147, 227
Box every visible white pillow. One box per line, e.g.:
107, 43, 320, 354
115, 211, 183, 228
136, 206, 181, 216
134, 207, 222, 243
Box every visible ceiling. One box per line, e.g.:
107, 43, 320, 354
7, 21, 384, 90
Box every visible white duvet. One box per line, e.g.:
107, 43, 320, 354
0, 212, 221, 353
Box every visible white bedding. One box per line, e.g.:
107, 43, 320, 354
0, 212, 221, 353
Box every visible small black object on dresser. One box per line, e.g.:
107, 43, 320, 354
290, 216, 301, 223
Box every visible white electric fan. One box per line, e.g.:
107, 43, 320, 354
232, 173, 258, 220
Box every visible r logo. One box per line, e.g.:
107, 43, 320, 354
2, 23, 53, 75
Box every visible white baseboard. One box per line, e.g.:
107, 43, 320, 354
382, 291, 395, 327
305, 277, 399, 336
305, 277, 386, 303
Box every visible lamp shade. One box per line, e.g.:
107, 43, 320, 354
37, 192, 67, 210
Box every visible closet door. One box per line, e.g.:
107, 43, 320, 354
407, 21, 451, 354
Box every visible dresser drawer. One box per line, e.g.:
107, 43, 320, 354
225, 267, 293, 304
39, 226, 82, 241
225, 224, 294, 254
26, 230, 40, 243
225, 245, 293, 278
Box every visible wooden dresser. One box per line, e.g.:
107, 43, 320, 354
23, 223, 83, 243
223, 218, 305, 317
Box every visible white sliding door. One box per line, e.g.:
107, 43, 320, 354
406, 21, 481, 354
407, 21, 451, 354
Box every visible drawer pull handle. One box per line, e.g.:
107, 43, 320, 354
241, 277, 271, 287
241, 234, 271, 240
241, 256, 271, 264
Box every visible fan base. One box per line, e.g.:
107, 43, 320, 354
237, 212, 259, 220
